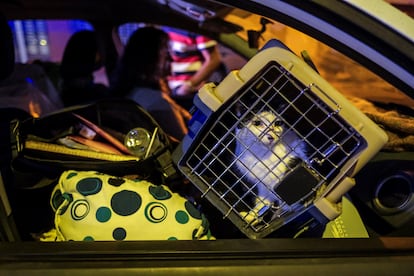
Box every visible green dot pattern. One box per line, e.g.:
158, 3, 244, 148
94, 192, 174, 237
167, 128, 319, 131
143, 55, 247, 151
113, 227, 127, 240
111, 190, 141, 216
175, 210, 189, 224
76, 177, 102, 196
96, 207, 112, 222
144, 202, 168, 223
51, 170, 215, 241
149, 185, 172, 200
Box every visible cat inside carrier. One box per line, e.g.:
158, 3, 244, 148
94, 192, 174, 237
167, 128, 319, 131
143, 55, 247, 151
173, 40, 388, 239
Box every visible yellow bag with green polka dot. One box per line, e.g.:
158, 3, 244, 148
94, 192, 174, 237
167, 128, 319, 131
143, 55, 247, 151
43, 170, 215, 241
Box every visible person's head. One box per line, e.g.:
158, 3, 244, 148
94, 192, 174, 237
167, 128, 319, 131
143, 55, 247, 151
116, 26, 170, 94
60, 30, 103, 80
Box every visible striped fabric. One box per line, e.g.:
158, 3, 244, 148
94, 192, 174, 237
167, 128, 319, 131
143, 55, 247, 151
165, 28, 217, 90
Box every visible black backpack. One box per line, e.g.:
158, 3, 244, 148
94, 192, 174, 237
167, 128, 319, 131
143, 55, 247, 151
10, 98, 178, 189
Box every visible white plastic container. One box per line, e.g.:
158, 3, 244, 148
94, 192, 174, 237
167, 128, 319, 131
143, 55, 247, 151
173, 40, 388, 239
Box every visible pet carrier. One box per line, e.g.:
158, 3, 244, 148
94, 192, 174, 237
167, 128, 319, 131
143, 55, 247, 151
173, 40, 388, 239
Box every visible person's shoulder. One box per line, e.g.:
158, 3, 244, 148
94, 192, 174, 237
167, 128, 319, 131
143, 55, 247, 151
127, 87, 166, 105
129, 86, 162, 95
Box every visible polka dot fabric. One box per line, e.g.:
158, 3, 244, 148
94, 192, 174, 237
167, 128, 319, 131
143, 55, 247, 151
48, 170, 214, 241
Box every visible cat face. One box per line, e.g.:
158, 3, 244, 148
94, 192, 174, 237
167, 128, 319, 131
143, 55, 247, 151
236, 110, 284, 146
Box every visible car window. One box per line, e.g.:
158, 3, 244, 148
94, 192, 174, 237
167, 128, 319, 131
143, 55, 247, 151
118, 23, 143, 45
7, 19, 110, 87
16, 17, 412, 111
224, 13, 414, 109
8, 19, 94, 63
1, 2, 414, 274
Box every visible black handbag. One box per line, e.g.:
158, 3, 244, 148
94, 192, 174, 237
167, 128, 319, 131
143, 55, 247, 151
10, 98, 178, 188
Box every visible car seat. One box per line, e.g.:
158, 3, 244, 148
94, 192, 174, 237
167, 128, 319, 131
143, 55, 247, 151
0, 12, 32, 241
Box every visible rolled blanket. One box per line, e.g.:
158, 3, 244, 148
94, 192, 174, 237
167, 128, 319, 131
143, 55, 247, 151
347, 96, 414, 152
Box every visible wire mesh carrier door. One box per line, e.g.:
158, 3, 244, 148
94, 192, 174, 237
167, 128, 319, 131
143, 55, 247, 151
173, 40, 388, 239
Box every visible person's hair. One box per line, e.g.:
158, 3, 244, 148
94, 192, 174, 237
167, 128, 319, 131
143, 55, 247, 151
112, 26, 170, 95
60, 30, 102, 80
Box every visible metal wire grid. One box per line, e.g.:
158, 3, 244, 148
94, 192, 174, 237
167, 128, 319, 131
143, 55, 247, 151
184, 61, 365, 234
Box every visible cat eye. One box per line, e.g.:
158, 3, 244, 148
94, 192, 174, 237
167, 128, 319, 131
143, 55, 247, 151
252, 120, 263, 127
273, 120, 283, 127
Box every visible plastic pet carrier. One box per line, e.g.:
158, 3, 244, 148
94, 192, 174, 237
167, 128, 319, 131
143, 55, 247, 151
173, 40, 388, 239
